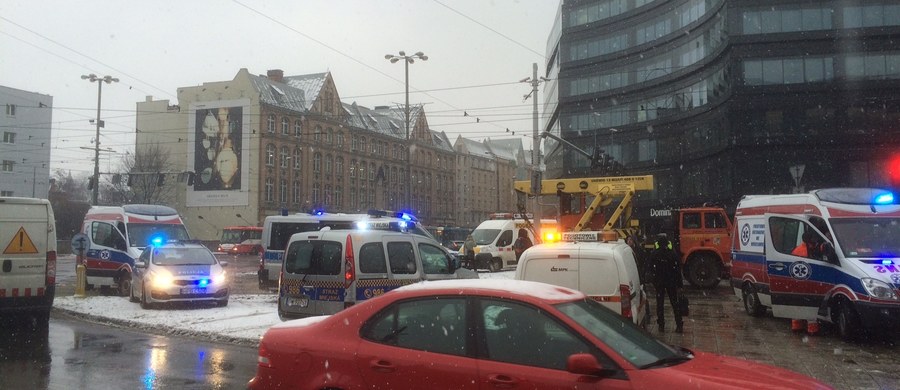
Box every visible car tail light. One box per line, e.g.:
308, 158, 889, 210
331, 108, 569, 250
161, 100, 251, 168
619, 284, 632, 319
46, 251, 57, 286
257, 343, 273, 368
344, 234, 355, 287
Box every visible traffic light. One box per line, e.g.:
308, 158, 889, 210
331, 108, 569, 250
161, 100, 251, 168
157, 173, 165, 186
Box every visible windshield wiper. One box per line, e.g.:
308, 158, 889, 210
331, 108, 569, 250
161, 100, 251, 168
640, 349, 693, 369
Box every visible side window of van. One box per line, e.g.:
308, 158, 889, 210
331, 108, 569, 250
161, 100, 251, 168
284, 241, 342, 275
769, 217, 828, 261
387, 242, 417, 274
419, 244, 451, 274
704, 212, 726, 229
497, 230, 513, 247
359, 242, 387, 273
92, 222, 125, 250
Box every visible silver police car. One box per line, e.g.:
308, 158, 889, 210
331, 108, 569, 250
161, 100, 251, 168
130, 241, 229, 309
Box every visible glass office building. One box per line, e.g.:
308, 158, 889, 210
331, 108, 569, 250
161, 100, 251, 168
544, 0, 900, 220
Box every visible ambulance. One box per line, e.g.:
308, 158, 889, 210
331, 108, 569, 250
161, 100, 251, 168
79, 204, 190, 296
514, 230, 649, 326
731, 188, 900, 340
0, 197, 56, 325
470, 213, 556, 272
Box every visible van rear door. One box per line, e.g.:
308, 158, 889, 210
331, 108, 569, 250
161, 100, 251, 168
0, 199, 53, 306
518, 247, 580, 290
764, 213, 833, 321
577, 248, 621, 309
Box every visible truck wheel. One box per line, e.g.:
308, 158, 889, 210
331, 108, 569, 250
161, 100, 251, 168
489, 258, 502, 273
835, 300, 861, 341
742, 284, 766, 317
687, 255, 721, 289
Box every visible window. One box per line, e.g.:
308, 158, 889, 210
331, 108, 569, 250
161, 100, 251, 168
280, 179, 288, 203
312, 182, 320, 203
313, 153, 321, 173
281, 117, 289, 135
265, 178, 274, 201
283, 240, 342, 275
295, 120, 302, 137
369, 162, 376, 181
326, 128, 334, 144
3, 132, 14, 144
769, 216, 828, 261
335, 157, 344, 177
314, 126, 322, 142
5, 104, 15, 116
337, 132, 344, 147
334, 186, 342, 208
324, 155, 333, 175
267, 114, 276, 133
292, 180, 301, 203
359, 242, 387, 273
704, 212, 727, 229
362, 297, 467, 356
387, 241, 416, 274
280, 146, 289, 168
2, 160, 14, 172
682, 212, 701, 229
293, 148, 302, 170
419, 243, 451, 274
265, 144, 276, 166
349, 159, 357, 178
0, 190, 12, 196
481, 299, 592, 370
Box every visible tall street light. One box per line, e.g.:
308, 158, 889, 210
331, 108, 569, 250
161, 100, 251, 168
384, 51, 427, 211
81, 74, 119, 206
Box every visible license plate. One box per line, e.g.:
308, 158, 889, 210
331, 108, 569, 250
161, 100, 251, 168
181, 288, 206, 295
288, 297, 309, 308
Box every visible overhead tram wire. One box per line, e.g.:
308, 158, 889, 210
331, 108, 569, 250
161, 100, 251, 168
431, 0, 546, 60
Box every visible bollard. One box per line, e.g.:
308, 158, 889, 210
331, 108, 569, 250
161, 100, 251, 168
75, 264, 87, 298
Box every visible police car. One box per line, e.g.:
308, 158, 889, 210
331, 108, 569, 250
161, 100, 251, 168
515, 230, 650, 327
129, 240, 229, 309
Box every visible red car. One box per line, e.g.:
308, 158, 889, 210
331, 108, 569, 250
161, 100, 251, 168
248, 279, 831, 390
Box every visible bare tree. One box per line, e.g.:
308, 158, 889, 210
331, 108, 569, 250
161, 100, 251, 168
113, 142, 176, 205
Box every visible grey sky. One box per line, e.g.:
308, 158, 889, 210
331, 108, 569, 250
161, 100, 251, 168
0, 0, 558, 176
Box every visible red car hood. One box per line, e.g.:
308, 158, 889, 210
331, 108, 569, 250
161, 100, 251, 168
633, 351, 831, 389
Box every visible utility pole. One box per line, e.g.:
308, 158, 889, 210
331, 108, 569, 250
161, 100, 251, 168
385, 51, 428, 212
81, 74, 119, 206
522, 63, 547, 224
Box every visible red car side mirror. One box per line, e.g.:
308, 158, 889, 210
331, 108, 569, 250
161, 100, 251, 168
566, 353, 615, 377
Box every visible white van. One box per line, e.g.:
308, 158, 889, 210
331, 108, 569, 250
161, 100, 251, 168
731, 188, 900, 340
258, 211, 433, 290
515, 231, 649, 327
277, 228, 478, 320
470, 215, 555, 272
80, 204, 190, 295
0, 197, 57, 324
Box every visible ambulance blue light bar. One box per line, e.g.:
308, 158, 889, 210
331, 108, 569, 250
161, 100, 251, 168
875, 193, 894, 205
150, 236, 165, 246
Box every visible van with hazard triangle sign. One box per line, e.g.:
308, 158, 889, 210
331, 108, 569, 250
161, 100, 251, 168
0, 197, 57, 325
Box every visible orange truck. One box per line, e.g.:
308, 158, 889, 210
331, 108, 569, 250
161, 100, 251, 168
649, 206, 733, 288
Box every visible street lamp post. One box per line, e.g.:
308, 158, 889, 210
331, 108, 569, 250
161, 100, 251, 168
384, 51, 427, 211
81, 74, 119, 206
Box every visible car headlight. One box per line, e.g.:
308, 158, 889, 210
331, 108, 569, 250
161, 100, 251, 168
213, 271, 227, 285
861, 278, 899, 301
150, 270, 174, 288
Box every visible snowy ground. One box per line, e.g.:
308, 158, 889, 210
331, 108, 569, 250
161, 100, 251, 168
53, 271, 513, 347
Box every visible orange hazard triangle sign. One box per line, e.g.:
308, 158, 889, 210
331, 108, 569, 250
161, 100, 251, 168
3, 227, 39, 254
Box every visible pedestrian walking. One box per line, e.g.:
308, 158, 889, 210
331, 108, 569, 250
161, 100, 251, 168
463, 234, 476, 269
647, 235, 684, 333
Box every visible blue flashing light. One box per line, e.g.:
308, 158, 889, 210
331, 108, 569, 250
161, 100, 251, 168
313, 209, 325, 216
398, 221, 408, 229
398, 212, 413, 221
198, 279, 209, 287
150, 236, 164, 246
874, 193, 894, 205
882, 259, 893, 265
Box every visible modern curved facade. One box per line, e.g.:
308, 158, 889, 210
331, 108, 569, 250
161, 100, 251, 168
544, 0, 900, 229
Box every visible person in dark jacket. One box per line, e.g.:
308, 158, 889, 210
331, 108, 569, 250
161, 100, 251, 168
513, 228, 533, 261
647, 235, 684, 333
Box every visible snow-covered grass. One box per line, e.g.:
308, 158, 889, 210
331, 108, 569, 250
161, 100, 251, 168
53, 270, 514, 346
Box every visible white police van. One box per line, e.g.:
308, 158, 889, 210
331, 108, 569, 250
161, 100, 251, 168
277, 228, 478, 320
515, 230, 649, 327
258, 210, 434, 290
0, 197, 57, 325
